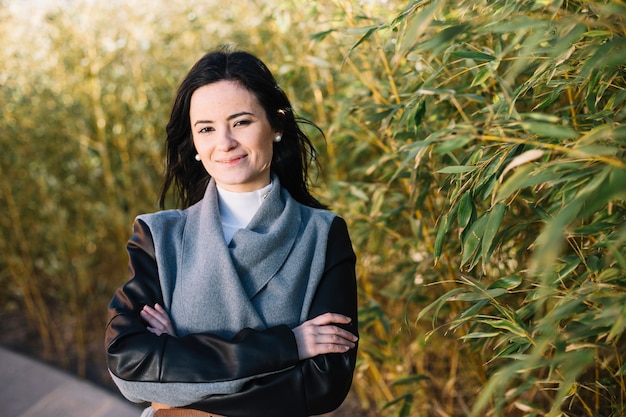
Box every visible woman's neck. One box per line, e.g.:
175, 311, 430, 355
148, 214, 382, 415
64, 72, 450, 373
216, 182, 273, 242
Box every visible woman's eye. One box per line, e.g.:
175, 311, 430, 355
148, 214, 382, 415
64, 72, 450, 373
198, 126, 214, 133
234, 120, 251, 127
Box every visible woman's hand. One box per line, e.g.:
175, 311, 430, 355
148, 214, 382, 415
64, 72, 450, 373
292, 312, 357, 360
140, 303, 177, 337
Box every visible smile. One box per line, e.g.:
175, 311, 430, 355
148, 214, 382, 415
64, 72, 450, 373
217, 155, 247, 164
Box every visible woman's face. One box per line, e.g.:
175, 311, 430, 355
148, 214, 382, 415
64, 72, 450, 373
190, 80, 277, 192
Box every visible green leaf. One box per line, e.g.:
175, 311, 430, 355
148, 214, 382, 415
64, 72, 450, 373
519, 112, 560, 123
437, 165, 477, 174
584, 30, 611, 38
461, 332, 500, 339
484, 319, 529, 339
531, 196, 587, 275
416, 288, 466, 325
310, 29, 335, 41
549, 23, 586, 59
434, 135, 472, 154
596, 268, 620, 283
481, 202, 506, 266
495, 165, 555, 202
455, 287, 507, 301
471, 67, 493, 88
461, 214, 489, 268
450, 51, 496, 61
488, 274, 523, 290
523, 121, 578, 139
457, 192, 474, 229
579, 167, 626, 218
556, 257, 581, 280
347, 25, 384, 54
580, 36, 626, 78
434, 213, 450, 262
398, 2, 440, 54
457, 298, 489, 320
415, 24, 470, 55
409, 100, 426, 131
392, 375, 429, 386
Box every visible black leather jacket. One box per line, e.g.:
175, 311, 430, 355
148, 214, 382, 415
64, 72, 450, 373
105, 217, 358, 417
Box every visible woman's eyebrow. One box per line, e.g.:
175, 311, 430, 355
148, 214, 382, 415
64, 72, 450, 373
193, 111, 255, 126
227, 111, 255, 120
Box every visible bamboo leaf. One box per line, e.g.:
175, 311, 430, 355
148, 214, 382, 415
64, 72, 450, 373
579, 167, 626, 219
471, 67, 493, 88
398, 2, 440, 54
434, 135, 472, 154
388, 139, 433, 183
461, 214, 488, 268
523, 121, 578, 139
456, 298, 489, 322
483, 319, 529, 339
457, 191, 474, 229
496, 164, 559, 202
434, 213, 450, 263
437, 165, 477, 174
488, 275, 523, 290
416, 287, 466, 325
481, 202, 506, 266
392, 375, 429, 386
346, 25, 384, 55
500, 149, 545, 180
455, 287, 507, 301
461, 332, 500, 339
414, 24, 470, 55
450, 50, 496, 61
580, 36, 626, 78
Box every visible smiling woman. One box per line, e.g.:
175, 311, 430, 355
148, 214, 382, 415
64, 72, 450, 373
104, 48, 359, 417
190, 81, 276, 193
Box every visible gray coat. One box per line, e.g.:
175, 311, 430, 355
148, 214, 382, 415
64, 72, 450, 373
111, 176, 339, 405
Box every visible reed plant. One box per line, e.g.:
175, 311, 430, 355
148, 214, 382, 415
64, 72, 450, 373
316, 1, 626, 415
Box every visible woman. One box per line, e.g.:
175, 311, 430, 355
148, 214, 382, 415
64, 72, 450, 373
105, 48, 358, 417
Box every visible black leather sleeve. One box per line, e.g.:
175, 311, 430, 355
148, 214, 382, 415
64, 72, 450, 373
105, 219, 300, 383
189, 216, 359, 417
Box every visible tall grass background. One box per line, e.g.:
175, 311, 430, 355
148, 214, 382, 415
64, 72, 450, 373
1, 0, 624, 415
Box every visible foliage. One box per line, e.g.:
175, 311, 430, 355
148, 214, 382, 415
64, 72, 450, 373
322, 0, 626, 415
1, 0, 625, 416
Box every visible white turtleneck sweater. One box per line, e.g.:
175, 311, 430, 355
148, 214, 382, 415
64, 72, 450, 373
216, 182, 273, 243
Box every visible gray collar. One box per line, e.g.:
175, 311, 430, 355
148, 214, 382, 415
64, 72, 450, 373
172, 174, 301, 337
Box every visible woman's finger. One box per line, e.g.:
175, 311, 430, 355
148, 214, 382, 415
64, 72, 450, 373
315, 325, 359, 342
141, 304, 177, 336
310, 312, 352, 326
143, 305, 171, 328
313, 333, 356, 348
141, 308, 162, 329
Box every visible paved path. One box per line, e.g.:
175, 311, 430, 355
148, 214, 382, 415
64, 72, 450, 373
0, 346, 141, 417
0, 346, 365, 417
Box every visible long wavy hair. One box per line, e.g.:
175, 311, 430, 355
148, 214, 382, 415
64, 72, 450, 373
159, 48, 326, 210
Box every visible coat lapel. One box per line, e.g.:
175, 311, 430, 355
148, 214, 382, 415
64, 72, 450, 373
229, 184, 301, 299
171, 180, 264, 337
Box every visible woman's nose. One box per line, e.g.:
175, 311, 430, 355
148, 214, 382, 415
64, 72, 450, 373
216, 129, 237, 150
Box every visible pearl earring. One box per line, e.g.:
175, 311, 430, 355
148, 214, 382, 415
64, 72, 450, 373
274, 134, 282, 143
195, 154, 201, 161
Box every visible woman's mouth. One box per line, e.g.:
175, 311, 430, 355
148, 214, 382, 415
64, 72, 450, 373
218, 155, 246, 165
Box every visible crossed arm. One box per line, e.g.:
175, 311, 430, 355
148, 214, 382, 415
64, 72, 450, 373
142, 304, 357, 360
